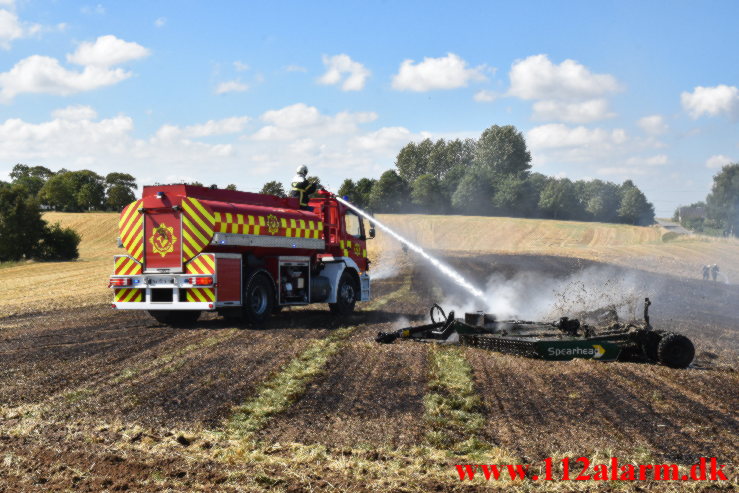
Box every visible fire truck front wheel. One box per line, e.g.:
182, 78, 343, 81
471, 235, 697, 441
148, 310, 201, 327
329, 271, 358, 316
243, 272, 275, 323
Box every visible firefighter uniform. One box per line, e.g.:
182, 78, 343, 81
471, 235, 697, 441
291, 165, 318, 210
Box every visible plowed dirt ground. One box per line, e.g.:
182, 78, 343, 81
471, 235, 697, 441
1, 213, 737, 491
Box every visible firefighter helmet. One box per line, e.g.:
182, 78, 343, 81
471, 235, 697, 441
296, 165, 308, 177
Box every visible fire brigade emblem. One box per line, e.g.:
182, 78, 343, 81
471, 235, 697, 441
149, 223, 176, 257
266, 214, 280, 235
354, 243, 361, 256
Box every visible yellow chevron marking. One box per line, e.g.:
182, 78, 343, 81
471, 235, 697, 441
182, 201, 211, 235
123, 289, 139, 303
201, 254, 215, 270
120, 214, 141, 243
120, 258, 135, 274
119, 201, 139, 230
192, 289, 207, 302
132, 242, 144, 261
191, 256, 208, 273
259, 216, 265, 226
183, 217, 209, 245
206, 288, 215, 301
181, 241, 195, 259
188, 197, 215, 224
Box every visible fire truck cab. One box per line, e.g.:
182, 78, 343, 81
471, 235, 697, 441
109, 185, 373, 325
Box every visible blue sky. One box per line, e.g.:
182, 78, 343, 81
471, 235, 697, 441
0, 0, 737, 216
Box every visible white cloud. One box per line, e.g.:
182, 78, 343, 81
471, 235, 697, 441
625, 154, 668, 167
527, 123, 627, 149
473, 90, 497, 103
154, 17, 166, 28
0, 55, 131, 101
532, 99, 614, 123
154, 117, 249, 141
252, 103, 377, 141
0, 112, 134, 162
646, 154, 668, 166
681, 84, 739, 119
349, 126, 412, 152
0, 35, 148, 102
705, 154, 733, 169
318, 54, 370, 91
391, 53, 486, 92
52, 104, 98, 121
508, 54, 620, 101
67, 35, 150, 67
0, 8, 41, 49
233, 61, 249, 72
284, 64, 307, 73
637, 115, 668, 135
0, 104, 436, 192
215, 80, 248, 94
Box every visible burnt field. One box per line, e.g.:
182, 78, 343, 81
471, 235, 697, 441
0, 253, 737, 492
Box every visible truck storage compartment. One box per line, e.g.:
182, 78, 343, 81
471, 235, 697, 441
278, 257, 310, 304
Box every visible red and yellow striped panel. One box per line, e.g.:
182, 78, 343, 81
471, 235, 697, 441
114, 255, 143, 276
185, 288, 215, 303
214, 213, 323, 239
119, 200, 144, 262
181, 197, 215, 263
114, 288, 143, 303
185, 253, 215, 275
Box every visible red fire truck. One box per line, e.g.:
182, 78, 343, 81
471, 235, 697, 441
109, 184, 373, 325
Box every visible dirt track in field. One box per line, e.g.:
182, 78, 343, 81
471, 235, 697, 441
1, 252, 738, 490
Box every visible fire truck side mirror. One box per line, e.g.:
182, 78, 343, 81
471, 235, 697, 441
368, 227, 376, 239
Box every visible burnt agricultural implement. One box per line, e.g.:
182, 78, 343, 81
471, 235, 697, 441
376, 298, 695, 369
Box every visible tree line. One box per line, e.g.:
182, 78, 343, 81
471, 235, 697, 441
4, 164, 139, 212
0, 181, 79, 262
260, 125, 656, 226
673, 163, 739, 237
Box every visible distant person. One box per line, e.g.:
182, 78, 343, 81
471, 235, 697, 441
702, 265, 710, 281
290, 165, 318, 211
711, 264, 719, 282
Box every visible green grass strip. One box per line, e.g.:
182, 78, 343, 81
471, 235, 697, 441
226, 326, 355, 440
424, 344, 489, 456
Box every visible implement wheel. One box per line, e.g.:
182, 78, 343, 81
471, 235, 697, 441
148, 310, 200, 327
657, 333, 695, 369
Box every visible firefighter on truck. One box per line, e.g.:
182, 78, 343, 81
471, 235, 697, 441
290, 164, 319, 210
110, 181, 373, 327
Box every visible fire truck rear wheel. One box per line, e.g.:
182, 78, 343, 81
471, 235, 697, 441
243, 272, 275, 323
148, 310, 201, 326
329, 271, 357, 316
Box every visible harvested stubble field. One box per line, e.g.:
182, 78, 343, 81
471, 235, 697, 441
0, 212, 737, 492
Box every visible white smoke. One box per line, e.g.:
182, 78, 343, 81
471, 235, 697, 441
443, 266, 651, 322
